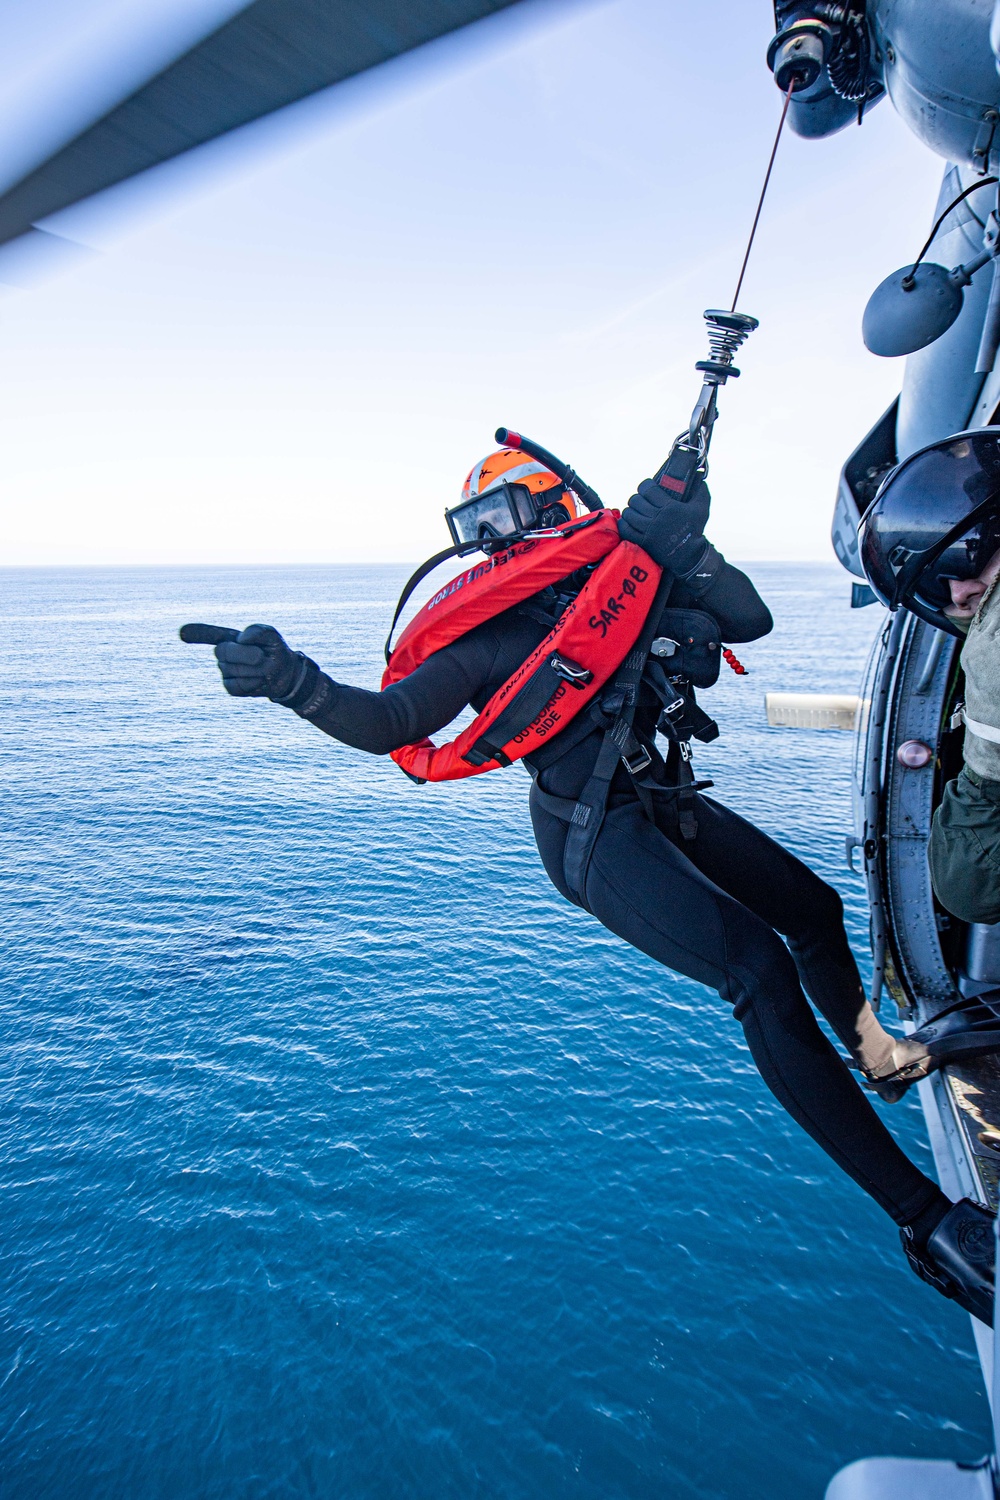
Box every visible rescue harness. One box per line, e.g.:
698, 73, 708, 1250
382, 511, 724, 905
382, 510, 662, 782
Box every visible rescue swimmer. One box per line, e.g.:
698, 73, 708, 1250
183, 436, 995, 1325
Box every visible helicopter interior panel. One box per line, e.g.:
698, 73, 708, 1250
833, 398, 899, 579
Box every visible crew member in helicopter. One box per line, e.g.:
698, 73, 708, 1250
933, 559, 1000, 928
862, 431, 1000, 949
184, 439, 995, 1326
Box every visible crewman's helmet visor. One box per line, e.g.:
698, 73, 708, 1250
445, 482, 544, 548
859, 429, 1000, 636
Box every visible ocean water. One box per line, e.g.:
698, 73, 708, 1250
0, 561, 991, 1500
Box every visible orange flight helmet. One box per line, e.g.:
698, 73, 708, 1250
447, 447, 588, 549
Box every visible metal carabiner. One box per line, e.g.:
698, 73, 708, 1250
550, 653, 594, 687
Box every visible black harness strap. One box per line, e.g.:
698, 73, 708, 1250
675, 749, 701, 841
384, 542, 468, 664
532, 763, 712, 831
559, 573, 675, 908
530, 785, 581, 823
463, 652, 591, 768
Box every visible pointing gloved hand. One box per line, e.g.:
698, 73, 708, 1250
180, 621, 321, 708
618, 477, 711, 571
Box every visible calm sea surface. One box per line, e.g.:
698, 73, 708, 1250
0, 562, 991, 1499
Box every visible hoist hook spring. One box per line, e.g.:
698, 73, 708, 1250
697, 310, 760, 384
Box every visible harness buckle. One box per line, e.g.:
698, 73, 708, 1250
550, 653, 593, 688
622, 743, 652, 775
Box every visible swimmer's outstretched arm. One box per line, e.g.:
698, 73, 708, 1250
181, 620, 499, 756
182, 480, 772, 750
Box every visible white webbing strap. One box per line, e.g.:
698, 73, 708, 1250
961, 707, 1000, 745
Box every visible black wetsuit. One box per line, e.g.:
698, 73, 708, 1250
302, 559, 939, 1228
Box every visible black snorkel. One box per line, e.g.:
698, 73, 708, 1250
493, 428, 605, 513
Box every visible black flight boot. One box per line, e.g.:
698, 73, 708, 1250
862, 992, 1000, 1104
901, 1198, 996, 1326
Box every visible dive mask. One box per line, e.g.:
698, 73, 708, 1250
444, 482, 568, 549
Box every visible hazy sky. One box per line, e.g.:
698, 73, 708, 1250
0, 0, 945, 564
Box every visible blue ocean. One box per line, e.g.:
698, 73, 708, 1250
0, 562, 990, 1499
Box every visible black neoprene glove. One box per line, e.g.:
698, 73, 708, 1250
180, 621, 334, 716
617, 477, 711, 570
214, 624, 319, 707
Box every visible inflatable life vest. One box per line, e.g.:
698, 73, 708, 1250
381, 511, 662, 782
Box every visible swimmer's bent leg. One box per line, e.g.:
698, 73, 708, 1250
535, 798, 939, 1226
678, 796, 895, 1076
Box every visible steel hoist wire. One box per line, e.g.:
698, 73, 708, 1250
654, 80, 794, 501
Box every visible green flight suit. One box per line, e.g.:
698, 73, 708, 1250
929, 580, 1000, 924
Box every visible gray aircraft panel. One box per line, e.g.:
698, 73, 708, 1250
895, 163, 996, 458
0, 0, 527, 249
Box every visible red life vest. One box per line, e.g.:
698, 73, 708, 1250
381, 511, 662, 782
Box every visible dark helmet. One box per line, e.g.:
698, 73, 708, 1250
859, 428, 1000, 637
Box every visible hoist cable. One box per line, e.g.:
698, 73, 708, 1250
731, 80, 795, 313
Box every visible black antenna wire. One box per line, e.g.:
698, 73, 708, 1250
902, 175, 998, 289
